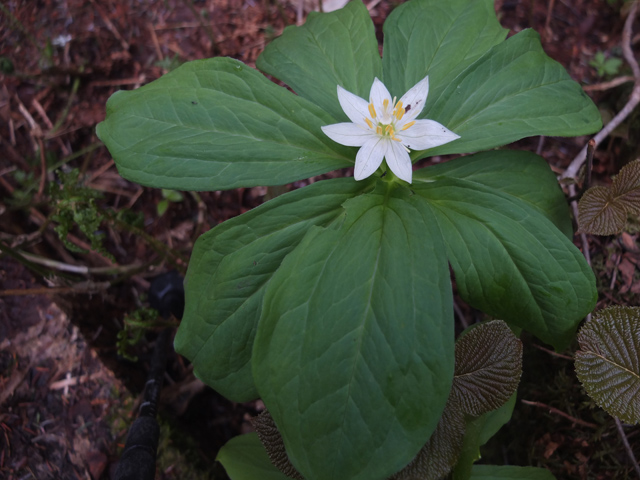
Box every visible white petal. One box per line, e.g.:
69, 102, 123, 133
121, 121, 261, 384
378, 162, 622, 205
321, 123, 377, 147
354, 137, 387, 180
398, 75, 429, 123
397, 119, 460, 151
337, 86, 370, 126
369, 77, 392, 111
385, 141, 413, 183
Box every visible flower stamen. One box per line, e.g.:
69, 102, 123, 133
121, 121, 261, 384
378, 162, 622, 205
368, 103, 377, 119
394, 102, 405, 121
364, 118, 374, 129
401, 121, 416, 131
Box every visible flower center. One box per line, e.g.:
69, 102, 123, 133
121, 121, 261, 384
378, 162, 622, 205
365, 97, 415, 142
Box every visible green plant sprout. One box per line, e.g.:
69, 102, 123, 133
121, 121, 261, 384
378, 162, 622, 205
49, 168, 114, 261
116, 307, 162, 362
157, 189, 184, 216
97, 0, 602, 478
589, 51, 623, 77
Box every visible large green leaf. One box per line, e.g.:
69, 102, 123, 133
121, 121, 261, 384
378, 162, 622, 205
217, 433, 292, 480
382, 0, 507, 99
175, 178, 368, 401
257, 0, 381, 121
418, 29, 601, 157
253, 182, 454, 480
96, 57, 353, 191
415, 150, 574, 239
413, 173, 596, 350
575, 306, 640, 424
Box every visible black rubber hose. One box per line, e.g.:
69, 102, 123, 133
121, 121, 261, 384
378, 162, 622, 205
114, 271, 184, 480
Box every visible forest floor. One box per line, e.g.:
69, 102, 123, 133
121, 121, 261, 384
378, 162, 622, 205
1, 0, 639, 479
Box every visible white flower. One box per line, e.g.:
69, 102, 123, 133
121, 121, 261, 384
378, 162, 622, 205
321, 76, 460, 184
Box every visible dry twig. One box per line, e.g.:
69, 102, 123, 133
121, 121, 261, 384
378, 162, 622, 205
583, 75, 635, 92
614, 417, 640, 478
521, 400, 599, 429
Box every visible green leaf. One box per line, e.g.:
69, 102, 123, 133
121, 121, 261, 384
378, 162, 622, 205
253, 182, 454, 480
415, 150, 574, 239
96, 57, 353, 191
162, 189, 183, 202
476, 392, 517, 447
413, 175, 597, 350
575, 306, 640, 424
470, 465, 556, 480
175, 178, 368, 401
217, 433, 292, 480
156, 199, 169, 217
452, 321, 522, 416
257, 0, 381, 121
382, 0, 507, 99
577, 159, 640, 235
420, 29, 602, 157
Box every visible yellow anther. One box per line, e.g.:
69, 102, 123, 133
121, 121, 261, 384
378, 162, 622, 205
392, 136, 402, 142
385, 124, 394, 135
368, 103, 377, 118
395, 108, 405, 121
395, 101, 403, 112
401, 121, 416, 131
364, 118, 373, 129
376, 125, 383, 135
383, 98, 389, 110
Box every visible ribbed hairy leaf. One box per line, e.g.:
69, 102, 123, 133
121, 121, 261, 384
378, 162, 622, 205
575, 306, 640, 424
390, 321, 522, 480
389, 403, 465, 480
452, 320, 523, 416
252, 411, 304, 480
578, 159, 640, 235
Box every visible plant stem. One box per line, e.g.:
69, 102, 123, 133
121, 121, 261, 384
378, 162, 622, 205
49, 77, 80, 136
